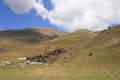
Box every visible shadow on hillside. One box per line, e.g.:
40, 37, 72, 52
0, 29, 58, 43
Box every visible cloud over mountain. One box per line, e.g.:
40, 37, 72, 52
4, 0, 120, 32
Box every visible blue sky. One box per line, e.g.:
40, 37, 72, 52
0, 0, 62, 31
0, 0, 120, 32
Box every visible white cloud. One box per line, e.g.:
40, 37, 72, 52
4, 0, 48, 18
48, 0, 120, 32
4, 0, 120, 32
4, 0, 36, 14
33, 1, 48, 19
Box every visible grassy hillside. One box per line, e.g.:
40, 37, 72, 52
0, 29, 96, 61
50, 29, 96, 45
27, 27, 67, 37
0, 27, 120, 80
88, 25, 120, 49
62, 25, 120, 73
0, 29, 50, 43
0, 28, 67, 61
0, 28, 66, 54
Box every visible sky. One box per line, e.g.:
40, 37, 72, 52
0, 0, 120, 32
0, 0, 62, 31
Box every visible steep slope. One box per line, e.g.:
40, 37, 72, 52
65, 25, 120, 67
44, 29, 96, 63
88, 25, 120, 49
